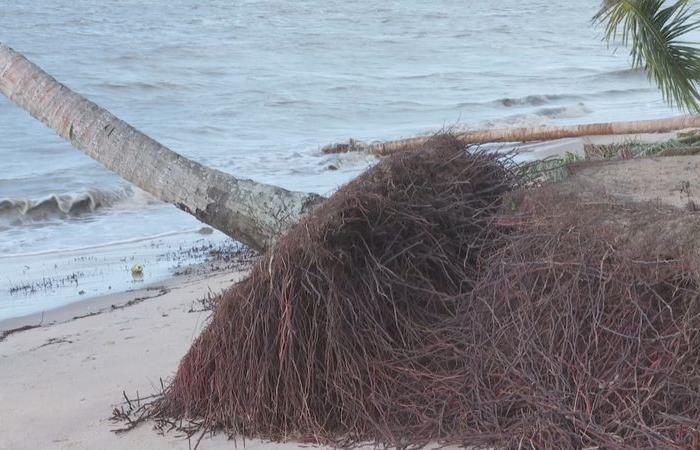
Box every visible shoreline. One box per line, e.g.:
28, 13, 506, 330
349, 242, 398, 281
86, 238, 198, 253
1, 267, 204, 337
0, 252, 260, 450
0, 228, 241, 323
0, 243, 257, 336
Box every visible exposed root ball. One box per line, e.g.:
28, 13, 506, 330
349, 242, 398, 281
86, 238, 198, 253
152, 135, 515, 446
122, 138, 700, 449
454, 196, 700, 449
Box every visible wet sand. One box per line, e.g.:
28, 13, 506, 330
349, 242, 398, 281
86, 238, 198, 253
0, 263, 272, 450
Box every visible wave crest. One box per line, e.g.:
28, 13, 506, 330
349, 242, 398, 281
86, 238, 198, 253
497, 94, 577, 107
0, 187, 157, 225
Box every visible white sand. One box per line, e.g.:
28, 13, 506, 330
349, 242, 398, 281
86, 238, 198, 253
0, 267, 312, 450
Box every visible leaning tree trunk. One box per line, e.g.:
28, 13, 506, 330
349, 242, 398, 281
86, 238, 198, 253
322, 116, 700, 156
0, 43, 322, 252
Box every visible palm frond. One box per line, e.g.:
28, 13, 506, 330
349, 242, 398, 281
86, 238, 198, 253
594, 0, 700, 112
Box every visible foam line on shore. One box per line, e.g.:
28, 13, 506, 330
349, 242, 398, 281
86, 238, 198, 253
0, 228, 214, 259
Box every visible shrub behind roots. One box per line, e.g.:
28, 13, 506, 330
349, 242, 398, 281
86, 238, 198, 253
128, 136, 700, 449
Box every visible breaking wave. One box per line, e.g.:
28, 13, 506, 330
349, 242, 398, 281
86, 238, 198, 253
591, 68, 647, 81
534, 103, 591, 119
0, 187, 158, 226
93, 81, 189, 92
475, 102, 592, 129
456, 94, 582, 110
495, 94, 580, 107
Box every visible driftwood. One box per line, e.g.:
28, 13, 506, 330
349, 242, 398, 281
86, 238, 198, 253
0, 43, 322, 252
322, 116, 700, 156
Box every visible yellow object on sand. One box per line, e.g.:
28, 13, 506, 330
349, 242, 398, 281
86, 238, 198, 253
131, 264, 144, 276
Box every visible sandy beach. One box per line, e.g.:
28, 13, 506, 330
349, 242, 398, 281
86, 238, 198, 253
0, 262, 264, 450
5, 0, 700, 444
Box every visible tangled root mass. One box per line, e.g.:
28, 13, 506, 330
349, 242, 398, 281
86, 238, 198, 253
122, 135, 700, 449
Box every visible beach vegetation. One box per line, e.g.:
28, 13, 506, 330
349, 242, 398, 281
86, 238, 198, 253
520, 129, 700, 183
595, 0, 700, 112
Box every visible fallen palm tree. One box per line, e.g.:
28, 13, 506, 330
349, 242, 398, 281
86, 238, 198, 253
0, 43, 321, 252
5, 44, 700, 448
321, 115, 700, 156
324, 0, 700, 158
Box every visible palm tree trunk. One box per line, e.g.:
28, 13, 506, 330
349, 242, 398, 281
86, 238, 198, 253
322, 116, 700, 156
0, 43, 322, 252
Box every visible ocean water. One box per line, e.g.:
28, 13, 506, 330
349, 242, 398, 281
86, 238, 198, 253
0, 0, 684, 319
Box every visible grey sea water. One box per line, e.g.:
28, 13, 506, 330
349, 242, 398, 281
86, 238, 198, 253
0, 0, 684, 318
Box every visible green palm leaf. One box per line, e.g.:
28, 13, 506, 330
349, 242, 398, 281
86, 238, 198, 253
594, 0, 700, 112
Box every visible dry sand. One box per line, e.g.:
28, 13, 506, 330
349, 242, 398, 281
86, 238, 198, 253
0, 265, 306, 450
0, 131, 691, 450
